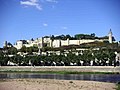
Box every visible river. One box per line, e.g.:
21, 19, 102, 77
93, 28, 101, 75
0, 73, 120, 83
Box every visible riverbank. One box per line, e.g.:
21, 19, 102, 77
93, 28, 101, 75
0, 66, 120, 73
0, 79, 116, 90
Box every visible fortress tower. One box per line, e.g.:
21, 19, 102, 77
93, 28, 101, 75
3, 41, 7, 47
67, 38, 69, 46
108, 29, 113, 43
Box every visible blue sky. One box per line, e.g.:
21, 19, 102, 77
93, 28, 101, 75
0, 0, 120, 47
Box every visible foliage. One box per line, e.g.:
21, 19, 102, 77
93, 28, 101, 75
0, 40, 119, 66
19, 45, 27, 53
0, 51, 9, 66
116, 83, 120, 90
0, 48, 117, 66
19, 46, 39, 54
7, 47, 17, 54
50, 34, 75, 40
75, 33, 97, 40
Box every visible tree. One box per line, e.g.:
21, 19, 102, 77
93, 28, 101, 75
108, 50, 116, 66
0, 51, 5, 66
26, 47, 33, 55
20, 45, 27, 53
75, 34, 96, 40
31, 38, 34, 41
66, 34, 71, 39
7, 42, 13, 47
8, 47, 17, 55
51, 35, 55, 41
13, 55, 23, 65
91, 33, 95, 37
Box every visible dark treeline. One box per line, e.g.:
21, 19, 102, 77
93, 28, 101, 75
44, 34, 115, 41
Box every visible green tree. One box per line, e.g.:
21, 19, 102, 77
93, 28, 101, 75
0, 50, 9, 66
11, 55, 23, 65
26, 47, 33, 55
20, 45, 27, 53
108, 51, 116, 66
8, 47, 17, 55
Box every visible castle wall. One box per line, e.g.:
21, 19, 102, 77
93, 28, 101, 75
14, 41, 23, 49
43, 37, 51, 43
52, 40, 61, 47
14, 37, 107, 49
69, 40, 80, 45
61, 40, 68, 46
79, 39, 95, 44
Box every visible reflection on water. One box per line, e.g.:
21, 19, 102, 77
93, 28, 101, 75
0, 73, 120, 83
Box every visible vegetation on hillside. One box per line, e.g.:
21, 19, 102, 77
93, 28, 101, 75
0, 46, 118, 66
44, 33, 116, 40
0, 34, 120, 66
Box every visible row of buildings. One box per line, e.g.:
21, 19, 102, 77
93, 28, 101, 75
5, 30, 113, 50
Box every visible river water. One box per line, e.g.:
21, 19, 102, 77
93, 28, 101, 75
0, 73, 120, 83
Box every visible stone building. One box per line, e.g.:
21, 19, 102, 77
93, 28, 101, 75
13, 30, 114, 49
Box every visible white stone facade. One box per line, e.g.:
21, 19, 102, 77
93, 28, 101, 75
13, 30, 114, 49
52, 40, 61, 48
115, 52, 120, 61
14, 41, 23, 49
108, 29, 113, 43
14, 37, 106, 49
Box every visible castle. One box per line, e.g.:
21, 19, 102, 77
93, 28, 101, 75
5, 30, 114, 50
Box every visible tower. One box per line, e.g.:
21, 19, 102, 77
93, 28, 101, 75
3, 41, 7, 48
108, 29, 113, 43
41, 37, 44, 48
50, 39, 53, 47
67, 38, 69, 46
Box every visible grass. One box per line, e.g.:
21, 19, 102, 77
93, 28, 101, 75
116, 82, 120, 90
0, 79, 7, 82
0, 70, 119, 74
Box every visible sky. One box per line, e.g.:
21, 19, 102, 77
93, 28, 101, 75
0, 0, 120, 47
